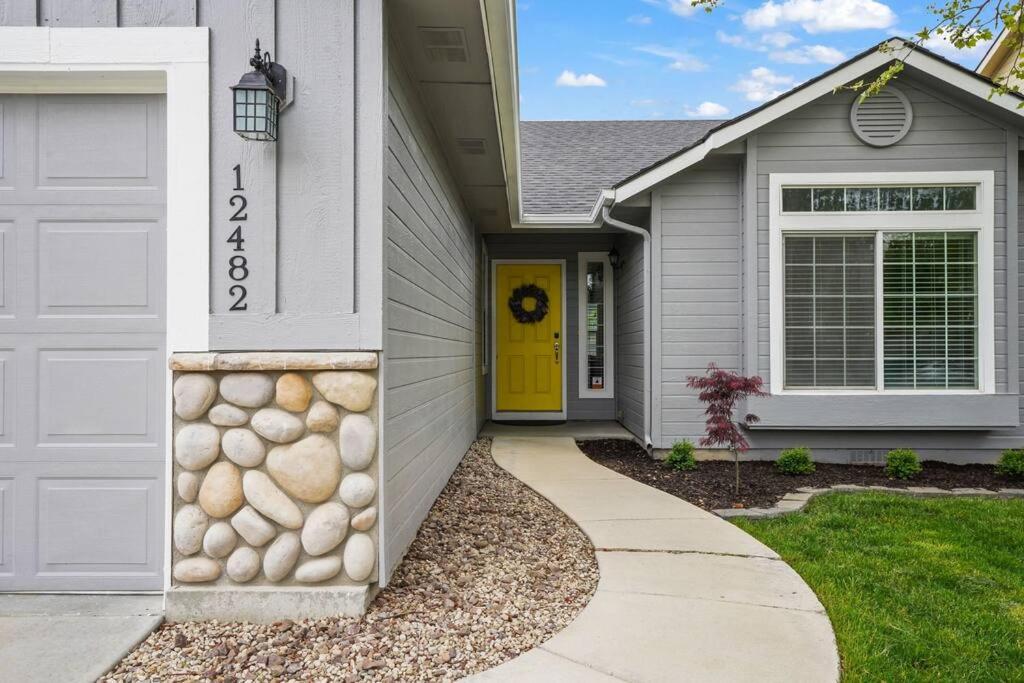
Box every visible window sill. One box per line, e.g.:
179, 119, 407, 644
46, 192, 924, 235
744, 393, 1020, 430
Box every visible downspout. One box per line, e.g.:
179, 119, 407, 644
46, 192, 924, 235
601, 205, 653, 450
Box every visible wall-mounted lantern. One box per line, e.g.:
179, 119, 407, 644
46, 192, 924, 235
607, 247, 623, 270
231, 39, 291, 141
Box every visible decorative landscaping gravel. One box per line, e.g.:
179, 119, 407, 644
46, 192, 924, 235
105, 438, 598, 682
578, 438, 1020, 511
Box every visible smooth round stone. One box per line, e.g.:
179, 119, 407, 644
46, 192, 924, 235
301, 502, 349, 556
174, 557, 221, 583
174, 424, 221, 471
276, 373, 312, 412
222, 428, 266, 467
226, 547, 261, 583
263, 532, 300, 582
351, 506, 377, 532
209, 404, 249, 427
173, 504, 208, 555
339, 473, 376, 508
231, 505, 276, 547
305, 401, 339, 433
242, 470, 303, 529
295, 556, 342, 583
173, 374, 218, 420
312, 372, 377, 412
220, 373, 274, 408
267, 435, 341, 504
198, 461, 243, 518
343, 533, 375, 582
202, 521, 237, 559
251, 409, 305, 444
177, 471, 199, 503
339, 414, 376, 471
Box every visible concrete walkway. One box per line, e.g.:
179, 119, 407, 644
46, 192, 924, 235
472, 437, 840, 682
0, 594, 163, 683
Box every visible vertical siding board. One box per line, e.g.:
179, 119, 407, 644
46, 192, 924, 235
118, 0, 196, 26
201, 0, 277, 319
1007, 133, 1019, 395
0, 0, 36, 25
381, 39, 477, 580
39, 0, 116, 26
276, 0, 354, 315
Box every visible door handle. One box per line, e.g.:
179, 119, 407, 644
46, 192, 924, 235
554, 341, 560, 364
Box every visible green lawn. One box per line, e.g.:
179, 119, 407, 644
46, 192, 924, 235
733, 493, 1024, 682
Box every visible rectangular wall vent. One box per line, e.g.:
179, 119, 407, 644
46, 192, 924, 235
418, 27, 469, 64
455, 138, 487, 156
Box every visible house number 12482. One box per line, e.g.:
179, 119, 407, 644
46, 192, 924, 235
227, 164, 249, 311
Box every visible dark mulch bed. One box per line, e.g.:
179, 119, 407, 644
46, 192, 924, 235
577, 439, 1020, 511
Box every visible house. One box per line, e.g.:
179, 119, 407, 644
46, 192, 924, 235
977, 27, 1023, 88
1, 1, 1023, 620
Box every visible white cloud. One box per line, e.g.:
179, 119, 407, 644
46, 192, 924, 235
743, 0, 897, 33
555, 70, 607, 87
686, 101, 731, 116
643, 0, 698, 18
717, 30, 749, 47
921, 31, 994, 61
635, 44, 707, 71
628, 14, 653, 25
732, 66, 797, 101
771, 44, 845, 64
762, 31, 798, 48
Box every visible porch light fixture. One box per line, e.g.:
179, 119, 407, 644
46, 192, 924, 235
607, 247, 623, 270
231, 39, 290, 141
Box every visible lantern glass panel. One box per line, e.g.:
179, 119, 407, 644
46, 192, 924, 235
233, 86, 279, 141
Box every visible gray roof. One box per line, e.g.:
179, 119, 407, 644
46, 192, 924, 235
519, 119, 725, 215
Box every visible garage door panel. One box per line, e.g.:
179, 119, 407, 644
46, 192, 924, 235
38, 347, 160, 447
0, 222, 12, 320
0, 349, 14, 447
36, 96, 162, 189
38, 219, 160, 317
0, 461, 163, 591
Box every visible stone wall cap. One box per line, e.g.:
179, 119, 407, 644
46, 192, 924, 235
171, 352, 379, 372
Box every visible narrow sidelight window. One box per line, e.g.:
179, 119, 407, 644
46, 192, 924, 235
578, 253, 614, 398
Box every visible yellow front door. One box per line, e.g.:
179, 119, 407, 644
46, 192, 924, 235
495, 263, 562, 413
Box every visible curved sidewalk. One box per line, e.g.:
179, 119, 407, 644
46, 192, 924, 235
471, 437, 840, 683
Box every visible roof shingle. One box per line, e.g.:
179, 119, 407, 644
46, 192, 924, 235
519, 119, 725, 215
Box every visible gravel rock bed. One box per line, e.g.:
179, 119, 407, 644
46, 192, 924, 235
578, 438, 1019, 511
105, 438, 598, 682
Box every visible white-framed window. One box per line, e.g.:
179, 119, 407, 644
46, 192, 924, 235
578, 252, 614, 398
768, 171, 995, 396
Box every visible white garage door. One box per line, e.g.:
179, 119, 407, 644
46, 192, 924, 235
0, 94, 166, 591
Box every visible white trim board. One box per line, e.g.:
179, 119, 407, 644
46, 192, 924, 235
490, 259, 568, 421
577, 252, 614, 400
767, 170, 996, 397
0, 26, 212, 596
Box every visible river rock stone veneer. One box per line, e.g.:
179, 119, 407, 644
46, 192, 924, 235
168, 352, 379, 620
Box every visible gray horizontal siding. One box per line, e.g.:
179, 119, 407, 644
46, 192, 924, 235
485, 233, 616, 421
655, 158, 742, 445
381, 41, 478, 580
615, 232, 645, 438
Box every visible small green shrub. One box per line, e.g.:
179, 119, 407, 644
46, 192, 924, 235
996, 449, 1024, 478
886, 449, 923, 479
665, 440, 698, 471
776, 447, 816, 475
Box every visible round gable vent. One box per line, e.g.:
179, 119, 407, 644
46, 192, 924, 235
849, 86, 913, 147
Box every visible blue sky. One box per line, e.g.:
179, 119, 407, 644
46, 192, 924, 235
516, 0, 993, 120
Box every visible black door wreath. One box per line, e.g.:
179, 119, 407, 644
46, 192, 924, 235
508, 283, 549, 324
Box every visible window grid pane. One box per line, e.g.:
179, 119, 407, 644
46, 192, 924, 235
882, 232, 977, 389
781, 186, 976, 213
784, 235, 876, 389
